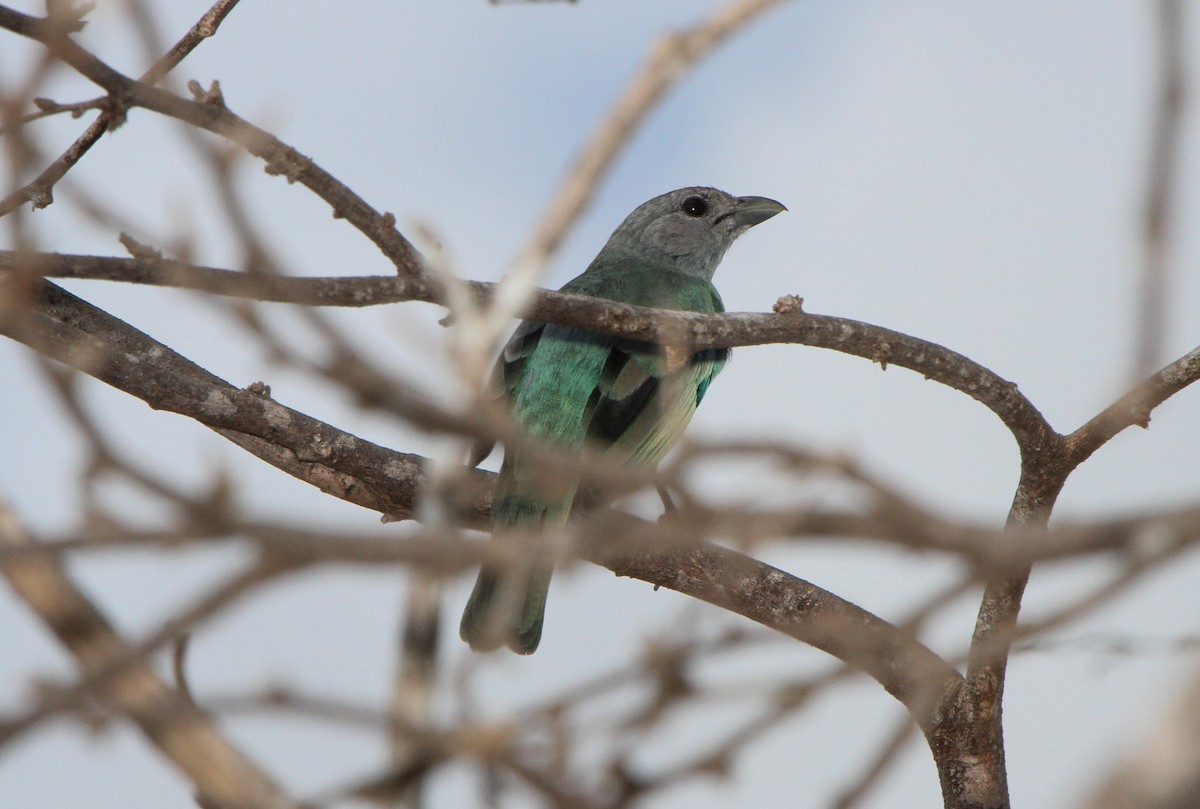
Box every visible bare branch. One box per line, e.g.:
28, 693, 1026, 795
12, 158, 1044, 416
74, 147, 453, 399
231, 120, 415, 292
0, 0, 244, 214
1068, 343, 1200, 464
141, 0, 243, 86
0, 557, 288, 748
1077, 660, 1200, 809
0, 5, 425, 276
1132, 0, 1187, 379
0, 276, 480, 521
959, 340, 1200, 808
512, 0, 786, 274
590, 525, 963, 733
0, 276, 963, 734
0, 502, 300, 809
2, 250, 1062, 461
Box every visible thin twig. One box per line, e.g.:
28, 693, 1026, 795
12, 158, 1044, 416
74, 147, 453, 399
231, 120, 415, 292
0, 6, 425, 276
831, 716, 917, 809
0, 0, 243, 215
1132, 0, 1187, 379
1068, 343, 1200, 463
0, 558, 287, 747
0, 501, 300, 809
510, 0, 786, 280
1, 251, 1060, 457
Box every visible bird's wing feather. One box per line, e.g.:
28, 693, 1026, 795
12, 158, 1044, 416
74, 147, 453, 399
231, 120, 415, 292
462, 189, 781, 654
468, 319, 546, 468
570, 267, 728, 464
586, 343, 726, 466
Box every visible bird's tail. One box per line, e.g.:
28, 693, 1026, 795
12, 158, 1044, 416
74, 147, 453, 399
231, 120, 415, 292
460, 461, 573, 655
459, 562, 552, 654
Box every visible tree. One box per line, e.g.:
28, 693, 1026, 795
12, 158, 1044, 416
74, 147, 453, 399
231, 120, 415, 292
1, 2, 1198, 808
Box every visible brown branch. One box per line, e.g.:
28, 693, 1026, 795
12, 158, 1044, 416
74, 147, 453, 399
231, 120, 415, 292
0, 109, 108, 212
5, 484, 1198, 577
0, 0, 243, 214
0, 557, 288, 748
2, 12, 1195, 796
955, 339, 1200, 807
0, 247, 432, 302
945, 28, 1199, 804
390, 577, 443, 808
205, 686, 390, 731
1132, 0, 1187, 379
512, 0, 786, 273
18, 257, 1195, 807
2, 250, 1060, 462
141, 0, 244, 86
1067, 343, 1200, 464
0, 504, 300, 809
0, 96, 106, 135
0, 276, 484, 521
590, 524, 962, 733
0, 275, 965, 737
0, 5, 424, 277
7, 256, 1198, 809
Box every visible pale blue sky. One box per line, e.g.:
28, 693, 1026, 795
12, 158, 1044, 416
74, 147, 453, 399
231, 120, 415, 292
2, 2, 1199, 807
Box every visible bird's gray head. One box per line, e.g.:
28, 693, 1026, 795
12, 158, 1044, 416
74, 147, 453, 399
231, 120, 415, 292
595, 186, 785, 280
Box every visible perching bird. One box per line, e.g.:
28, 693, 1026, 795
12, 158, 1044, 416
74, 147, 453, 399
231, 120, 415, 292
460, 186, 785, 654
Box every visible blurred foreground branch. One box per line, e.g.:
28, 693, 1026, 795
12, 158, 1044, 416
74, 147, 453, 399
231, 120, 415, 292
0, 503, 299, 809
2, 3, 1199, 809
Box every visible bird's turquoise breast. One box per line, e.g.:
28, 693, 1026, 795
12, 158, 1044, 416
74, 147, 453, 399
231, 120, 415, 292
561, 263, 726, 315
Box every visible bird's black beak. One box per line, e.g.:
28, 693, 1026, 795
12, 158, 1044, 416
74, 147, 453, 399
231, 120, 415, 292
730, 195, 787, 229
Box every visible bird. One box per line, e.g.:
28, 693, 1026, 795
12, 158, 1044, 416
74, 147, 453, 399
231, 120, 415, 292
459, 186, 785, 654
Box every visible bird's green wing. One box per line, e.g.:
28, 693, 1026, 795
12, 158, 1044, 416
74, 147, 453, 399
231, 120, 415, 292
462, 325, 611, 654
462, 267, 726, 654
565, 265, 728, 464
584, 341, 725, 466
468, 319, 545, 468
463, 187, 783, 654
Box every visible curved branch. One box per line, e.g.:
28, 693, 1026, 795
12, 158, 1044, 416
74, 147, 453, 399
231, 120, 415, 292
9, 270, 1194, 809
6, 250, 1060, 463
0, 5, 425, 277
0, 505, 300, 809
960, 340, 1200, 808
0, 276, 963, 732
512, 0, 786, 273
0, 277, 490, 522
1066, 343, 1200, 464
0, 1, 242, 215
592, 531, 962, 732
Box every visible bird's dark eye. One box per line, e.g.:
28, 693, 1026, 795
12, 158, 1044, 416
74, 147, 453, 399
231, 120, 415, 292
681, 196, 708, 217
